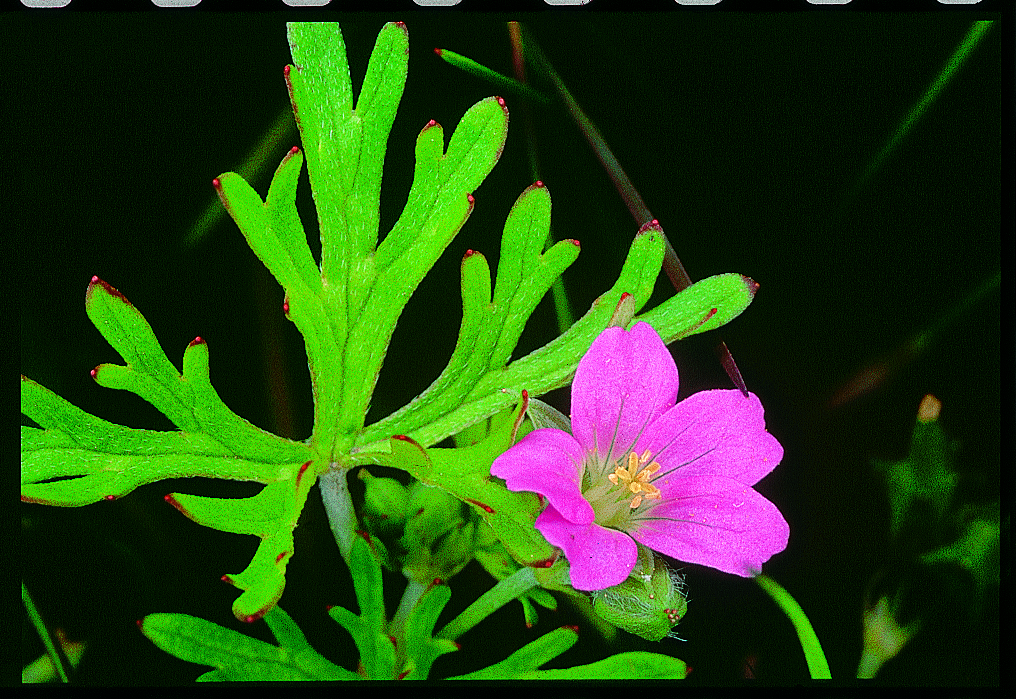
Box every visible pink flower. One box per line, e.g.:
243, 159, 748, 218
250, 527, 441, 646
491, 322, 789, 591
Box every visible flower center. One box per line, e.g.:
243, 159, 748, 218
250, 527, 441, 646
585, 449, 663, 529
607, 449, 663, 509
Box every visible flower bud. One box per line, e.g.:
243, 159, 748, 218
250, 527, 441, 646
400, 483, 477, 583
591, 545, 688, 641
358, 469, 410, 532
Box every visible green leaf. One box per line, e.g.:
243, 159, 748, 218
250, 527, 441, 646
400, 583, 459, 680
636, 272, 758, 342
451, 625, 578, 679
339, 95, 510, 440
23, 277, 319, 622
360, 183, 578, 446
140, 606, 356, 681
283, 22, 513, 454
327, 534, 396, 680
83, 276, 196, 432
449, 625, 687, 679
287, 21, 408, 281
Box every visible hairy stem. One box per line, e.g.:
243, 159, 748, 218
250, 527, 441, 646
319, 466, 356, 565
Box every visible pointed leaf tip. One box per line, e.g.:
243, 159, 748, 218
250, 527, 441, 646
638, 219, 663, 235
742, 275, 759, 297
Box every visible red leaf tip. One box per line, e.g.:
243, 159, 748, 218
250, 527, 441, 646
571, 239, 581, 247
289, 146, 300, 155
284, 64, 291, 77
104, 494, 116, 501
212, 178, 221, 189
637, 219, 664, 235
465, 498, 495, 514
467, 193, 475, 204
743, 275, 760, 296
564, 624, 580, 634
534, 180, 544, 188
434, 47, 443, 56
90, 275, 100, 284
90, 368, 98, 379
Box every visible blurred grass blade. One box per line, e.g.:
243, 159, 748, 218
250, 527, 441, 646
184, 107, 297, 247
506, 21, 574, 333
829, 270, 1000, 408
756, 574, 832, 680
847, 20, 994, 200
434, 47, 550, 104
22, 582, 73, 683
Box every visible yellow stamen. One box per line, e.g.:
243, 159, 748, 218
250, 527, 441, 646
627, 451, 640, 478
604, 450, 663, 508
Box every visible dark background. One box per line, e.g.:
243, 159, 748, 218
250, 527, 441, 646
16, 12, 1002, 685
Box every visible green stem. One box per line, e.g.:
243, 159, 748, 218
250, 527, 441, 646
755, 574, 832, 680
436, 567, 538, 642
390, 578, 427, 641
319, 466, 356, 565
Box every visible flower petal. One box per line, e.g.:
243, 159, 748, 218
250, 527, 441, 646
490, 428, 594, 525
631, 475, 789, 577
571, 322, 679, 467
535, 505, 638, 591
636, 389, 783, 490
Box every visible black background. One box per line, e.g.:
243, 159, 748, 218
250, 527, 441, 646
16, 9, 1003, 685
